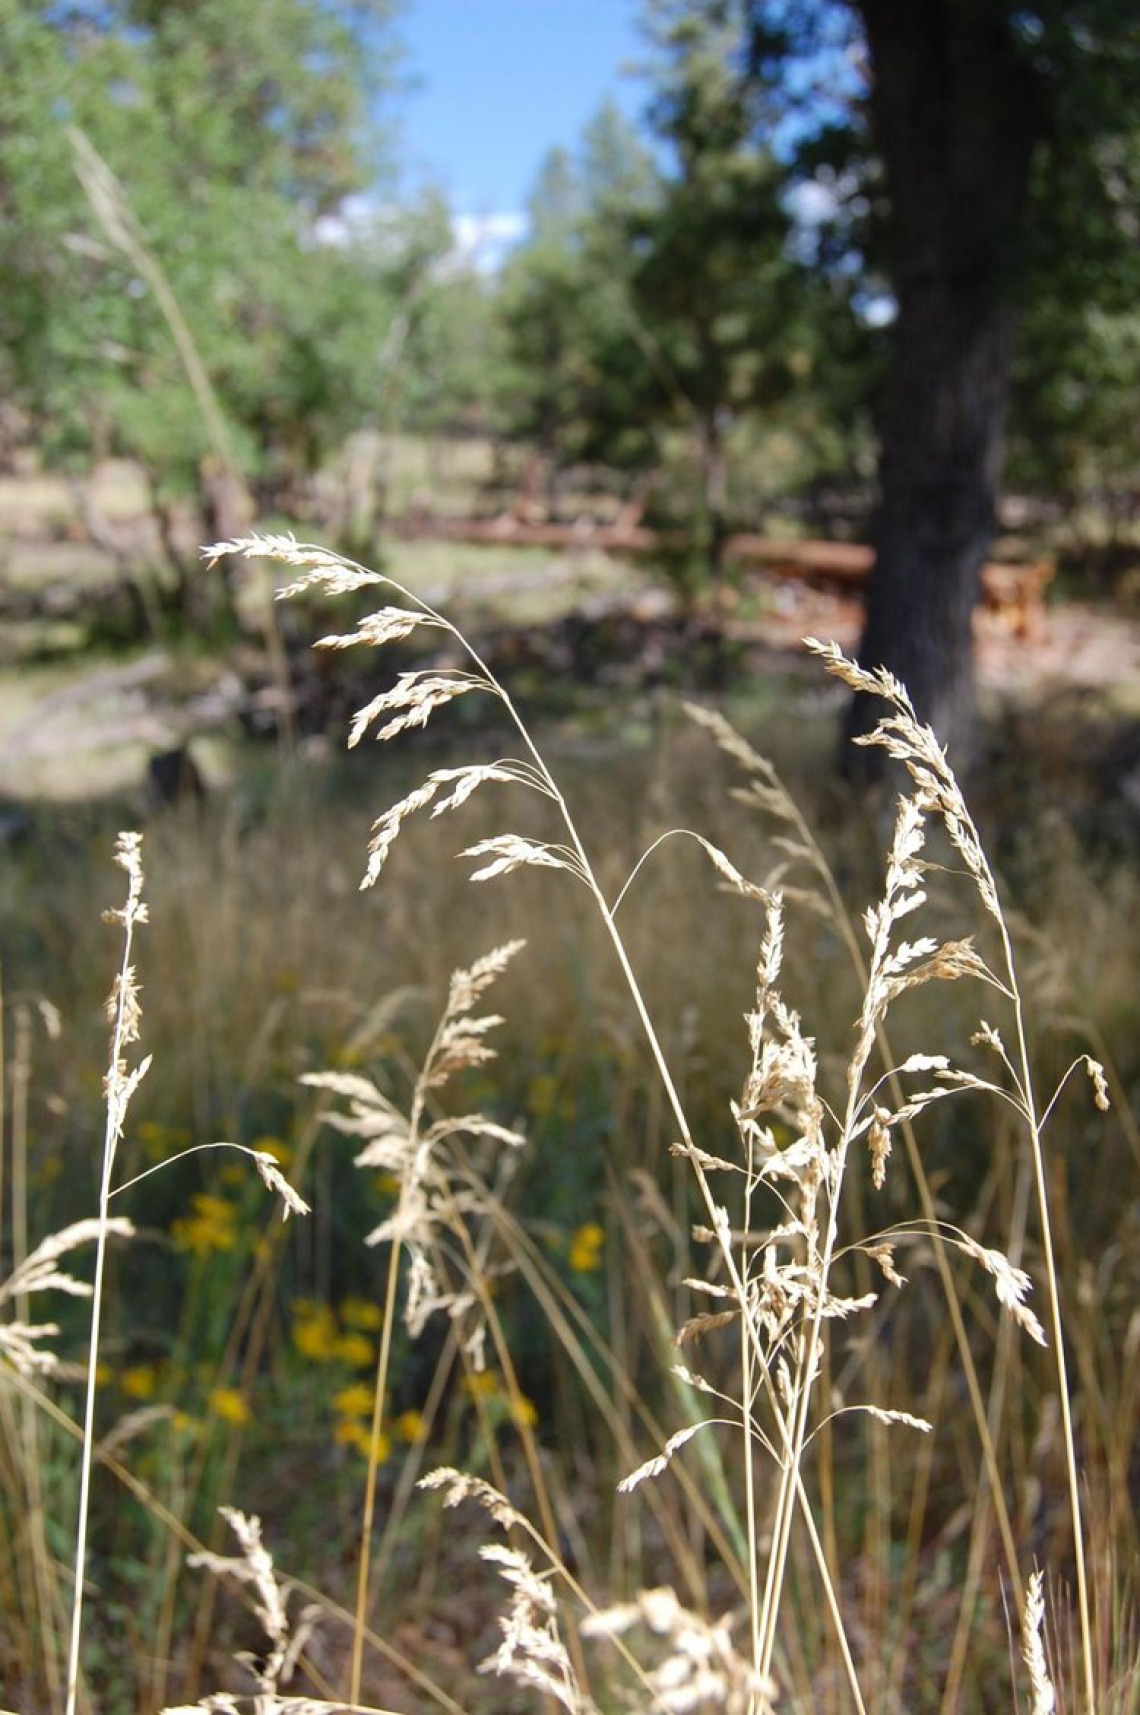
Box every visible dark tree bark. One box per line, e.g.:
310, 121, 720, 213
698, 402, 730, 587
846, 0, 1045, 771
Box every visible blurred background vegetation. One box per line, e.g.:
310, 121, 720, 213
0, 0, 1136, 615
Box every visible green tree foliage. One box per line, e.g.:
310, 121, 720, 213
394, 256, 507, 440
495, 146, 599, 467
1008, 107, 1140, 559
0, 0, 409, 578
627, 0, 808, 572
570, 101, 666, 473
1010, 299, 1140, 560
497, 10, 823, 583
495, 123, 661, 483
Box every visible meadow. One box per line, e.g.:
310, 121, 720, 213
1, 528, 1138, 1714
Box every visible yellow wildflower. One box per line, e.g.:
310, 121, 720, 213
172, 1193, 239, 1258
122, 1364, 158, 1401
332, 1382, 376, 1419
207, 1386, 252, 1428
334, 1331, 374, 1369
362, 1427, 390, 1464
511, 1396, 538, 1431
461, 1371, 499, 1399
252, 1136, 292, 1167
335, 1419, 390, 1462
373, 1172, 400, 1198
292, 1301, 340, 1362
395, 1408, 427, 1444
339, 1295, 384, 1331
568, 1222, 605, 1273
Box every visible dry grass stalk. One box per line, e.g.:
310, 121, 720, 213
0, 1215, 134, 1378
48, 830, 311, 1715
65, 831, 150, 1715
584, 1586, 778, 1713
419, 1467, 649, 1707
1023, 1569, 1057, 1715
477, 1544, 594, 1712
686, 690, 1036, 1632
209, 535, 858, 1705
304, 940, 538, 1702
806, 637, 1099, 1712
161, 1508, 325, 1715
201, 536, 1110, 1711
306, 939, 527, 1345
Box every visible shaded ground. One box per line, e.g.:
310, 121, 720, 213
1, 536, 1138, 810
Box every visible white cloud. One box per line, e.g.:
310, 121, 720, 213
451, 211, 528, 272
312, 192, 384, 248
312, 197, 527, 274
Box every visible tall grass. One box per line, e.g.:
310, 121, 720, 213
0, 528, 1135, 1709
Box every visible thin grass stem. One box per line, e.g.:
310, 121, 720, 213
65, 836, 147, 1715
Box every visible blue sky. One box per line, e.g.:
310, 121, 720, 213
396, 0, 644, 234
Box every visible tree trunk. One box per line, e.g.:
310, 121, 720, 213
699, 404, 730, 589
846, 0, 1043, 772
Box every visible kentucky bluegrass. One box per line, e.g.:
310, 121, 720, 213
0, 528, 1133, 1709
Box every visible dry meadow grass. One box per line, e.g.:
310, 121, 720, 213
1, 533, 1138, 1713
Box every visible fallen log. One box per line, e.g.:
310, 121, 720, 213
725, 536, 1054, 640
388, 514, 1054, 641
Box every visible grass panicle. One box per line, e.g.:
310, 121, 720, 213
160, 1508, 325, 1714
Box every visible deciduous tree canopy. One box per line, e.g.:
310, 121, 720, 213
0, 0, 417, 604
